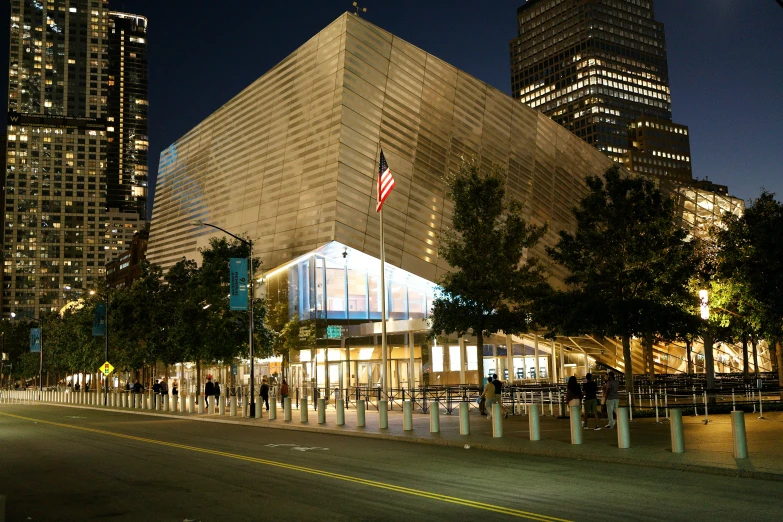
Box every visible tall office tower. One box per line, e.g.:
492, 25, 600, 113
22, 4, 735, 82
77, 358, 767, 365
106, 12, 148, 219
4, 0, 110, 319
510, 0, 691, 181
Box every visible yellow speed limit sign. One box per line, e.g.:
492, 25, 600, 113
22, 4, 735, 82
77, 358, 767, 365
99, 361, 114, 376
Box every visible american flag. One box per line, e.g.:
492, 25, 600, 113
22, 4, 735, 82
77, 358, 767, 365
376, 150, 395, 212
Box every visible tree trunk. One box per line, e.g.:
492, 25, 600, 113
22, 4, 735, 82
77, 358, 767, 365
771, 341, 779, 373
622, 334, 633, 393
196, 360, 202, 400
476, 331, 485, 387
752, 336, 759, 376
644, 330, 655, 383
777, 339, 783, 400
704, 329, 715, 390
742, 335, 749, 382
685, 339, 693, 376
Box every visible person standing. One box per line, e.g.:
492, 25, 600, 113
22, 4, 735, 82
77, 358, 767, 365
152, 379, 162, 408
204, 375, 215, 409
214, 381, 221, 411
172, 381, 179, 397
604, 371, 620, 429
481, 375, 496, 419
582, 373, 600, 430
280, 379, 289, 406
260, 379, 270, 411
565, 375, 582, 419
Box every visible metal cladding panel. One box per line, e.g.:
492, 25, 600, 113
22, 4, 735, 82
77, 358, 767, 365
150, 12, 615, 287
148, 15, 348, 270
336, 14, 614, 286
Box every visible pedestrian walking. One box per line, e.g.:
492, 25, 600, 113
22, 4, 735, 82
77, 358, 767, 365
582, 373, 600, 430
132, 380, 143, 394
603, 371, 620, 429
260, 379, 270, 411
491, 374, 509, 418
160, 379, 168, 404
214, 381, 221, 410
153, 379, 162, 408
565, 375, 582, 419
481, 375, 496, 419
204, 375, 215, 409
280, 379, 289, 406
172, 381, 179, 396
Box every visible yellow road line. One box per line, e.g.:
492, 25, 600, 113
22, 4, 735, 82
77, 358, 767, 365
0, 410, 570, 521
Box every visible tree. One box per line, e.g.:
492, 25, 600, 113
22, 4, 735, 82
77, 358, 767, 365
547, 166, 698, 393
716, 192, 783, 396
429, 159, 550, 385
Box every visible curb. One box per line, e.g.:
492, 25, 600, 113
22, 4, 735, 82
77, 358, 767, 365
7, 401, 783, 482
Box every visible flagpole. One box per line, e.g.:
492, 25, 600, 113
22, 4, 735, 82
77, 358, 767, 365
380, 203, 388, 400
377, 142, 389, 401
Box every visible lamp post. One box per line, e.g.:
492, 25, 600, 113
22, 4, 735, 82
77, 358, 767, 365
191, 220, 256, 417
91, 289, 109, 406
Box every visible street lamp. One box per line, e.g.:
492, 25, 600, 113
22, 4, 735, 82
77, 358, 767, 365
191, 220, 256, 417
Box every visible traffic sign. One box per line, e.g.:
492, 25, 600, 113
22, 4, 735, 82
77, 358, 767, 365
99, 361, 115, 376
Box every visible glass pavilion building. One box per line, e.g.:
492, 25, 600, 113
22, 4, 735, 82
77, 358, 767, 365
147, 13, 768, 394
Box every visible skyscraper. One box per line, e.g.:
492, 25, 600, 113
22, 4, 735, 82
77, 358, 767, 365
106, 11, 148, 220
510, 0, 691, 181
4, 0, 110, 318
3, 1, 146, 318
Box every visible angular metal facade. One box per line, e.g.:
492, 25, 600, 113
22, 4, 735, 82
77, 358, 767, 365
148, 13, 614, 285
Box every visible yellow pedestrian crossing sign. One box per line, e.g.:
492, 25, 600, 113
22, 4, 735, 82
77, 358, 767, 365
100, 362, 114, 376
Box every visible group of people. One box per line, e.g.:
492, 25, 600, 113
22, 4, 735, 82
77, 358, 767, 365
201, 376, 289, 411
565, 371, 620, 430
479, 373, 509, 420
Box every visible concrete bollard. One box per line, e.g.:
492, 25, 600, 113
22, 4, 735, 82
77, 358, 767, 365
459, 402, 470, 435
188, 396, 194, 413
208, 398, 215, 415
284, 397, 292, 421
617, 406, 631, 449
570, 405, 582, 444
198, 397, 204, 414
219, 396, 226, 416
230, 396, 236, 417
403, 400, 413, 431
164, 395, 170, 412
670, 408, 685, 453
243, 402, 249, 418
300, 397, 309, 422
529, 403, 541, 441
318, 398, 326, 424
430, 400, 440, 433
731, 411, 748, 459
269, 397, 277, 420
357, 399, 366, 427
492, 402, 503, 438
138, 393, 144, 409
379, 400, 388, 429
335, 399, 344, 426
255, 400, 262, 419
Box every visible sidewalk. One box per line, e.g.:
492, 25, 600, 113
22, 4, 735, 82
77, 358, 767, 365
6, 397, 783, 481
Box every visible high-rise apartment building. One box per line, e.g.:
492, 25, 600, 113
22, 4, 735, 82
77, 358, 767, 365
510, 0, 691, 181
107, 12, 148, 219
3, 1, 147, 319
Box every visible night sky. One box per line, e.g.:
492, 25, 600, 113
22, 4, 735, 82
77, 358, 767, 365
1, 1, 781, 218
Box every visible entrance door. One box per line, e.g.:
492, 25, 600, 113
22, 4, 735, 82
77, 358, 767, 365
397, 361, 409, 389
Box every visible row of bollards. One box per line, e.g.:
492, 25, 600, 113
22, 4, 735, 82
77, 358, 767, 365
3, 391, 753, 458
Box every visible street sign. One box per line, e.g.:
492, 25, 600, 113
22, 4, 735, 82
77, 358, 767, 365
30, 328, 41, 353
99, 361, 115, 376
326, 325, 344, 339
229, 258, 249, 311
299, 326, 311, 341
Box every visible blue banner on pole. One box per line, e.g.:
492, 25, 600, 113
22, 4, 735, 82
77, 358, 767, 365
92, 303, 106, 337
30, 328, 41, 353
230, 258, 249, 311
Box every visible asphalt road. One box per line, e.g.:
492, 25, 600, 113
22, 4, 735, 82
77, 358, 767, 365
0, 404, 781, 521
